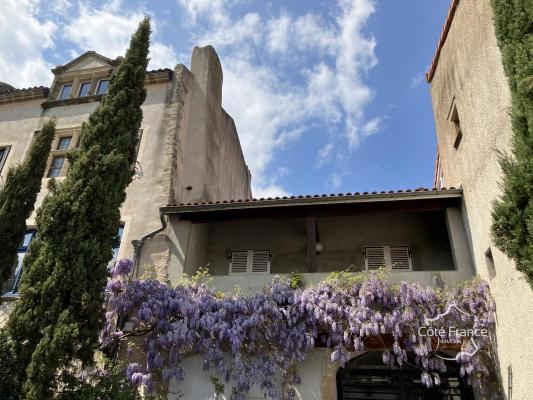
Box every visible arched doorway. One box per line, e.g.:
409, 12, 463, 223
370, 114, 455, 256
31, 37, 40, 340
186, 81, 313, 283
336, 352, 474, 400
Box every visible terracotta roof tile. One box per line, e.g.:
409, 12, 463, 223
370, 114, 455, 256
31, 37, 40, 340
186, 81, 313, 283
426, 0, 459, 83
172, 187, 459, 207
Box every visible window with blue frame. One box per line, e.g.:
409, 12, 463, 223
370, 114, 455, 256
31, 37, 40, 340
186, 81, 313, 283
1, 229, 36, 295
110, 224, 124, 266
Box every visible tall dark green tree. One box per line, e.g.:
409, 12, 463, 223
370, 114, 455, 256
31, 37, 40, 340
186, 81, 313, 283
490, 1, 533, 286
0, 120, 55, 291
7, 18, 151, 399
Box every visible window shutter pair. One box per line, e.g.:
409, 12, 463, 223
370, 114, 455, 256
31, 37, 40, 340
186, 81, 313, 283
364, 246, 412, 271
230, 250, 271, 274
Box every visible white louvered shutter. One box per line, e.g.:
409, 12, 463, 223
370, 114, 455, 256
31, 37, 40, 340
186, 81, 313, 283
365, 247, 386, 270
389, 246, 412, 271
230, 251, 249, 274
365, 246, 412, 271
230, 250, 271, 274
251, 250, 270, 273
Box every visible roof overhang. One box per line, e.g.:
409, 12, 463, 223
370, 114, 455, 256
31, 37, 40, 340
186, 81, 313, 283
426, 0, 459, 83
162, 189, 463, 223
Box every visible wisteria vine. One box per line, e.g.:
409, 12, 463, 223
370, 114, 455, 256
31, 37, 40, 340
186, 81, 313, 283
101, 260, 499, 399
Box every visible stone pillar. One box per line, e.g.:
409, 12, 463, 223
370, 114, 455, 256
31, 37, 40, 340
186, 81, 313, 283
190, 45, 223, 105
445, 207, 475, 274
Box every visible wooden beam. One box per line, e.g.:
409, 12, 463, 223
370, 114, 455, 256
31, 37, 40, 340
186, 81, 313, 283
307, 215, 317, 273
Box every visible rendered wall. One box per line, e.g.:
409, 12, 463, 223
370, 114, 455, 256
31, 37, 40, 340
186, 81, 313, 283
195, 210, 459, 277
428, 0, 533, 398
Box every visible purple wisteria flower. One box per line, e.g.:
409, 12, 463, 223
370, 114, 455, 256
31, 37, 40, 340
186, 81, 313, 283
101, 260, 498, 399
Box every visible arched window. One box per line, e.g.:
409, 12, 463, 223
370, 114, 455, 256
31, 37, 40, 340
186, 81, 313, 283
336, 352, 473, 400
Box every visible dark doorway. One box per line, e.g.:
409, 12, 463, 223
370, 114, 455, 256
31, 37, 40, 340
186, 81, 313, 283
336, 352, 474, 400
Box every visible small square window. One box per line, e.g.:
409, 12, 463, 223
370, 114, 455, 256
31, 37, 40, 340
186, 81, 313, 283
449, 104, 462, 149
48, 156, 65, 178
57, 136, 72, 150
96, 80, 109, 95
78, 81, 91, 97
59, 84, 73, 100
0, 145, 10, 173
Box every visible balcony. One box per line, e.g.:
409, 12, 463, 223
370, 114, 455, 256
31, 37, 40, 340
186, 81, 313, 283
164, 189, 474, 292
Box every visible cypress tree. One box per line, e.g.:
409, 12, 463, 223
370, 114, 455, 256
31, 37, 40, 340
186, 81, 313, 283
0, 120, 55, 291
7, 18, 151, 399
490, 0, 533, 286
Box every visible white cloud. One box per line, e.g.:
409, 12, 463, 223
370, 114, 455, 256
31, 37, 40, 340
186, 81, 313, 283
0, 0, 57, 87
177, 0, 380, 195
252, 184, 289, 199
64, 1, 177, 70
326, 172, 343, 190
411, 71, 426, 88
149, 42, 178, 70
316, 142, 335, 168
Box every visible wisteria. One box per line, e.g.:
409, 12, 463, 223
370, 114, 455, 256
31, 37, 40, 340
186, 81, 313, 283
102, 260, 499, 399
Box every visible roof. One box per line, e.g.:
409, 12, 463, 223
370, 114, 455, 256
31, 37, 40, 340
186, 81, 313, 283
426, 0, 459, 83
0, 82, 15, 92
52, 51, 122, 74
162, 187, 462, 221
0, 86, 49, 104
0, 69, 172, 107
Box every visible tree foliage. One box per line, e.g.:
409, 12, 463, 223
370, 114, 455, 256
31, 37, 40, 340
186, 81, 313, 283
0, 120, 54, 290
490, 0, 533, 285
0, 330, 21, 400
6, 18, 150, 399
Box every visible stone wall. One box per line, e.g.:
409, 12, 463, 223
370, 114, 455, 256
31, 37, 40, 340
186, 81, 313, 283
429, 1, 533, 397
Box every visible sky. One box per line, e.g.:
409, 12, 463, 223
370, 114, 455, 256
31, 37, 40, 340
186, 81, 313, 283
0, 0, 451, 198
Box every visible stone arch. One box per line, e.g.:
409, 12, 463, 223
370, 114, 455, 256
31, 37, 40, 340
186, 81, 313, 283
336, 351, 474, 400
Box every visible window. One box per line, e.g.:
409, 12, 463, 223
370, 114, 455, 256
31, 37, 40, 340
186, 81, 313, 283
230, 250, 270, 274
1, 230, 36, 295
46, 128, 81, 178
110, 224, 125, 266
364, 246, 412, 271
78, 81, 91, 97
59, 83, 73, 100
0, 145, 10, 174
47, 155, 65, 178
485, 247, 496, 279
449, 103, 462, 149
96, 80, 109, 95
56, 136, 72, 150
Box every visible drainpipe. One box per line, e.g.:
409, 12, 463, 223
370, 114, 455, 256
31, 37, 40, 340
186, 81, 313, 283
131, 209, 168, 278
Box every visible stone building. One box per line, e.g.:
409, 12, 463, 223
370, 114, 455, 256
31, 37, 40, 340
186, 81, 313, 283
0, 0, 530, 398
427, 1, 533, 399
0, 45, 251, 314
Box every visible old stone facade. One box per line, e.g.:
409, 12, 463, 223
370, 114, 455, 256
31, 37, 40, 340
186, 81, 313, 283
428, 0, 533, 399
0, 45, 252, 316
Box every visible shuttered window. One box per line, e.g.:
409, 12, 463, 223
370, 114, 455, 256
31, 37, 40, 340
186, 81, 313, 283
230, 250, 271, 274
364, 246, 412, 271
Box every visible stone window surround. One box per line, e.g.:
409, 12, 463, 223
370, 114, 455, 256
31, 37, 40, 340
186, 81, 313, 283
44, 126, 82, 179
49, 66, 113, 102
0, 143, 12, 175
446, 96, 462, 149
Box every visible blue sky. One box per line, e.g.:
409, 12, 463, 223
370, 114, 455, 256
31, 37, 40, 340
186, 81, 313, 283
1, 0, 451, 197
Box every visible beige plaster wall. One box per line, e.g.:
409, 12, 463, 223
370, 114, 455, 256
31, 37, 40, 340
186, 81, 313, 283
429, 0, 533, 398
177, 209, 464, 277
174, 46, 252, 205
0, 98, 45, 184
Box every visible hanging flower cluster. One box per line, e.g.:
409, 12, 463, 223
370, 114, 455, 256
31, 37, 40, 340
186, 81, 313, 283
101, 260, 498, 400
